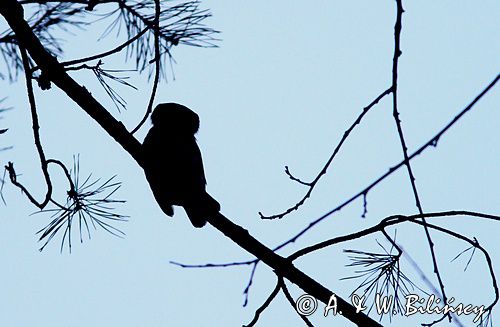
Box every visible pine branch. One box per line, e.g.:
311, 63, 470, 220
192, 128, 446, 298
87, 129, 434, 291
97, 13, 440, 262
0, 1, 381, 325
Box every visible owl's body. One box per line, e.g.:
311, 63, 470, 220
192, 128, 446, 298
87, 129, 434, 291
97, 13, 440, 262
142, 103, 220, 228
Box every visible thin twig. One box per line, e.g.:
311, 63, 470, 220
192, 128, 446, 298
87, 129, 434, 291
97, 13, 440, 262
290, 210, 498, 323
289, 210, 499, 322
280, 278, 315, 327
389, 1, 448, 316
170, 258, 261, 307
289, 211, 499, 260
408, 220, 498, 323
130, 0, 161, 134
46, 158, 75, 191
170, 258, 257, 268
65, 60, 137, 111
57, 26, 148, 69
271, 74, 498, 254
400, 246, 466, 327
8, 45, 52, 209
260, 87, 392, 220
243, 277, 281, 327
242, 262, 258, 307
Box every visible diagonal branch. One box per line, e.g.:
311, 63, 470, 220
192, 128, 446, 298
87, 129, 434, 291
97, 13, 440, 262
0, 1, 143, 164
259, 87, 393, 220
289, 210, 499, 324
269, 72, 498, 254
389, 0, 448, 316
0, 2, 380, 325
207, 212, 381, 326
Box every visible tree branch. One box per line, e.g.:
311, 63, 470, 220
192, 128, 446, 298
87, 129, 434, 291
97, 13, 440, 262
0, 0, 143, 164
270, 73, 499, 257
259, 87, 392, 220
0, 1, 380, 325
389, 0, 448, 315
130, 0, 160, 134
243, 276, 281, 327
8, 45, 53, 209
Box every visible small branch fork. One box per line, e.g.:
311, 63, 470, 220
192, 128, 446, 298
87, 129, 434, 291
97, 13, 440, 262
6, 41, 126, 252
298, 210, 499, 324
174, 211, 499, 326
259, 87, 393, 220
243, 276, 315, 327
271, 73, 499, 254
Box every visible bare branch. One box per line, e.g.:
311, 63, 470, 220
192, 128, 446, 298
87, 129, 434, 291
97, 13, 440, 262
259, 87, 392, 220
7, 45, 53, 209
271, 74, 499, 254
170, 258, 257, 268
243, 276, 281, 327
130, 0, 161, 134
389, 0, 448, 315
280, 278, 315, 327
289, 211, 500, 260
171, 255, 261, 307
36, 26, 149, 71
242, 262, 258, 307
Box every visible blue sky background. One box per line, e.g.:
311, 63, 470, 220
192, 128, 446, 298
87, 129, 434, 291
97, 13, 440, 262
0, 1, 498, 326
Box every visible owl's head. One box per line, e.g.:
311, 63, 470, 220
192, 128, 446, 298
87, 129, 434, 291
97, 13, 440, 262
151, 103, 200, 135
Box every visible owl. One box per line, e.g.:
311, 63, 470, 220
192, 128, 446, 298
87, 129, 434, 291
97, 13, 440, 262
142, 103, 220, 227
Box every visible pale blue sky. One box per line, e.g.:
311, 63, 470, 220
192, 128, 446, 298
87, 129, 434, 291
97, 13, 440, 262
1, 1, 499, 326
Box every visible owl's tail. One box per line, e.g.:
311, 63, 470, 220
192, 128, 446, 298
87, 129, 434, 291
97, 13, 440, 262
184, 193, 220, 228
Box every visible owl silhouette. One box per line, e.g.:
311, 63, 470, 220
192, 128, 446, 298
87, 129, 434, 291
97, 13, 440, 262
142, 103, 220, 227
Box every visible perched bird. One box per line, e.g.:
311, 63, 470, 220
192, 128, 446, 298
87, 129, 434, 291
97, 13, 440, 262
142, 103, 220, 227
